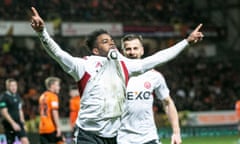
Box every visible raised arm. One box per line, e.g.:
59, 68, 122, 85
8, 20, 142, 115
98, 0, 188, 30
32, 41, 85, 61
30, 7, 84, 81
120, 24, 204, 74
141, 24, 203, 71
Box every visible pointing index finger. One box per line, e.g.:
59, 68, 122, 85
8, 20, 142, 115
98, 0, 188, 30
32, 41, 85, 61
193, 23, 203, 32
31, 7, 39, 16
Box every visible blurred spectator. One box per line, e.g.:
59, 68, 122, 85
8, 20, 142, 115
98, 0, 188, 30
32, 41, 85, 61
69, 85, 80, 130
157, 55, 239, 111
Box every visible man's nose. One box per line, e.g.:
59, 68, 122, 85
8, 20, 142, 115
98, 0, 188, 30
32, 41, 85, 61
110, 40, 115, 46
129, 49, 135, 55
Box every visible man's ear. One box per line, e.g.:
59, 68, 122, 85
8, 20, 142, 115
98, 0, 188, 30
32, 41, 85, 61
92, 48, 99, 55
140, 46, 144, 57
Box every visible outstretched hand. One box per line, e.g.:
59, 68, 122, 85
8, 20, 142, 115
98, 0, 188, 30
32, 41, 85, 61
171, 133, 182, 144
30, 7, 44, 32
187, 24, 204, 44
11, 122, 21, 131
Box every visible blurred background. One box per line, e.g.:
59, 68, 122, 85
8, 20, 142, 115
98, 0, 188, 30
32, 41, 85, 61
0, 0, 239, 143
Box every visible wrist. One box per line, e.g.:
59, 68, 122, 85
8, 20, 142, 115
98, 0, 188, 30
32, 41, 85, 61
186, 37, 192, 44
37, 27, 46, 36
10, 121, 17, 126
172, 133, 181, 139
173, 127, 180, 135
173, 131, 181, 136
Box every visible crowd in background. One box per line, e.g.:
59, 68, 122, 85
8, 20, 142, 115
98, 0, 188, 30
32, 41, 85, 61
0, 0, 205, 25
156, 55, 239, 112
0, 37, 74, 120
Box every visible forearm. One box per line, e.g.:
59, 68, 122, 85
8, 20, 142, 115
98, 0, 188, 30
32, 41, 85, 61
52, 110, 61, 129
164, 98, 180, 134
1, 108, 17, 125
19, 109, 25, 123
168, 106, 180, 134
122, 40, 188, 74
141, 39, 188, 72
37, 28, 82, 80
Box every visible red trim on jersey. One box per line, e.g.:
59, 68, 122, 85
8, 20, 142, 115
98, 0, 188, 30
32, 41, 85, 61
120, 61, 129, 86
77, 72, 91, 96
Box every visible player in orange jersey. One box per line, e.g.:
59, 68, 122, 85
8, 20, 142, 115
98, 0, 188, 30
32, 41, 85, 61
69, 85, 80, 130
39, 77, 64, 144
235, 100, 240, 133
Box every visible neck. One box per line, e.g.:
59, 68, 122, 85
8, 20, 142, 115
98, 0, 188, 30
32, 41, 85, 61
6, 91, 16, 95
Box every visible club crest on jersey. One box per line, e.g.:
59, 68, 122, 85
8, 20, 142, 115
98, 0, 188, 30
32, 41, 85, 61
95, 62, 102, 68
144, 81, 151, 89
95, 61, 102, 72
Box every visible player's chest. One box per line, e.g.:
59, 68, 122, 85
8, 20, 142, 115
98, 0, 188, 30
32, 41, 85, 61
85, 58, 108, 74
7, 96, 20, 107
126, 77, 155, 101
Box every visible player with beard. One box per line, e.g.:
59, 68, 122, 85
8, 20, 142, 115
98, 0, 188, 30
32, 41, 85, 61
118, 34, 181, 144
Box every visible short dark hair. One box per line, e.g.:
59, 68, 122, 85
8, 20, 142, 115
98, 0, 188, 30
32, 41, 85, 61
86, 29, 109, 51
121, 34, 143, 49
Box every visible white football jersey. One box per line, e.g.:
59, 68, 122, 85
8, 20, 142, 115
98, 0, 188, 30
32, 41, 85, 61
38, 29, 188, 138
117, 70, 169, 144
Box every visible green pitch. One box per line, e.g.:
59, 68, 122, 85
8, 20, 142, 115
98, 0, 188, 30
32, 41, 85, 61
161, 135, 239, 144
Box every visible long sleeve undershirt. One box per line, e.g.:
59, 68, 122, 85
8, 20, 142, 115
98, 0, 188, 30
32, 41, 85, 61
38, 28, 189, 79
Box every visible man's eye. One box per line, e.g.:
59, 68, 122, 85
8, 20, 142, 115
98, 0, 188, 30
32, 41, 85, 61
102, 40, 107, 43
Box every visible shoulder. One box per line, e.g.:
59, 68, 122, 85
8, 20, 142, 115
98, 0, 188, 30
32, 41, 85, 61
47, 91, 58, 98
40, 91, 58, 99
83, 55, 107, 66
0, 92, 8, 108
146, 70, 169, 89
236, 101, 240, 106
0, 92, 8, 100
89, 55, 106, 61
0, 92, 5, 99
74, 96, 80, 102
146, 69, 165, 79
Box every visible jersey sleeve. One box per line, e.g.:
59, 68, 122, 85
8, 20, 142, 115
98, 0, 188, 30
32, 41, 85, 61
118, 40, 188, 75
37, 28, 85, 81
50, 94, 59, 110
18, 98, 23, 110
0, 94, 7, 109
153, 73, 170, 100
